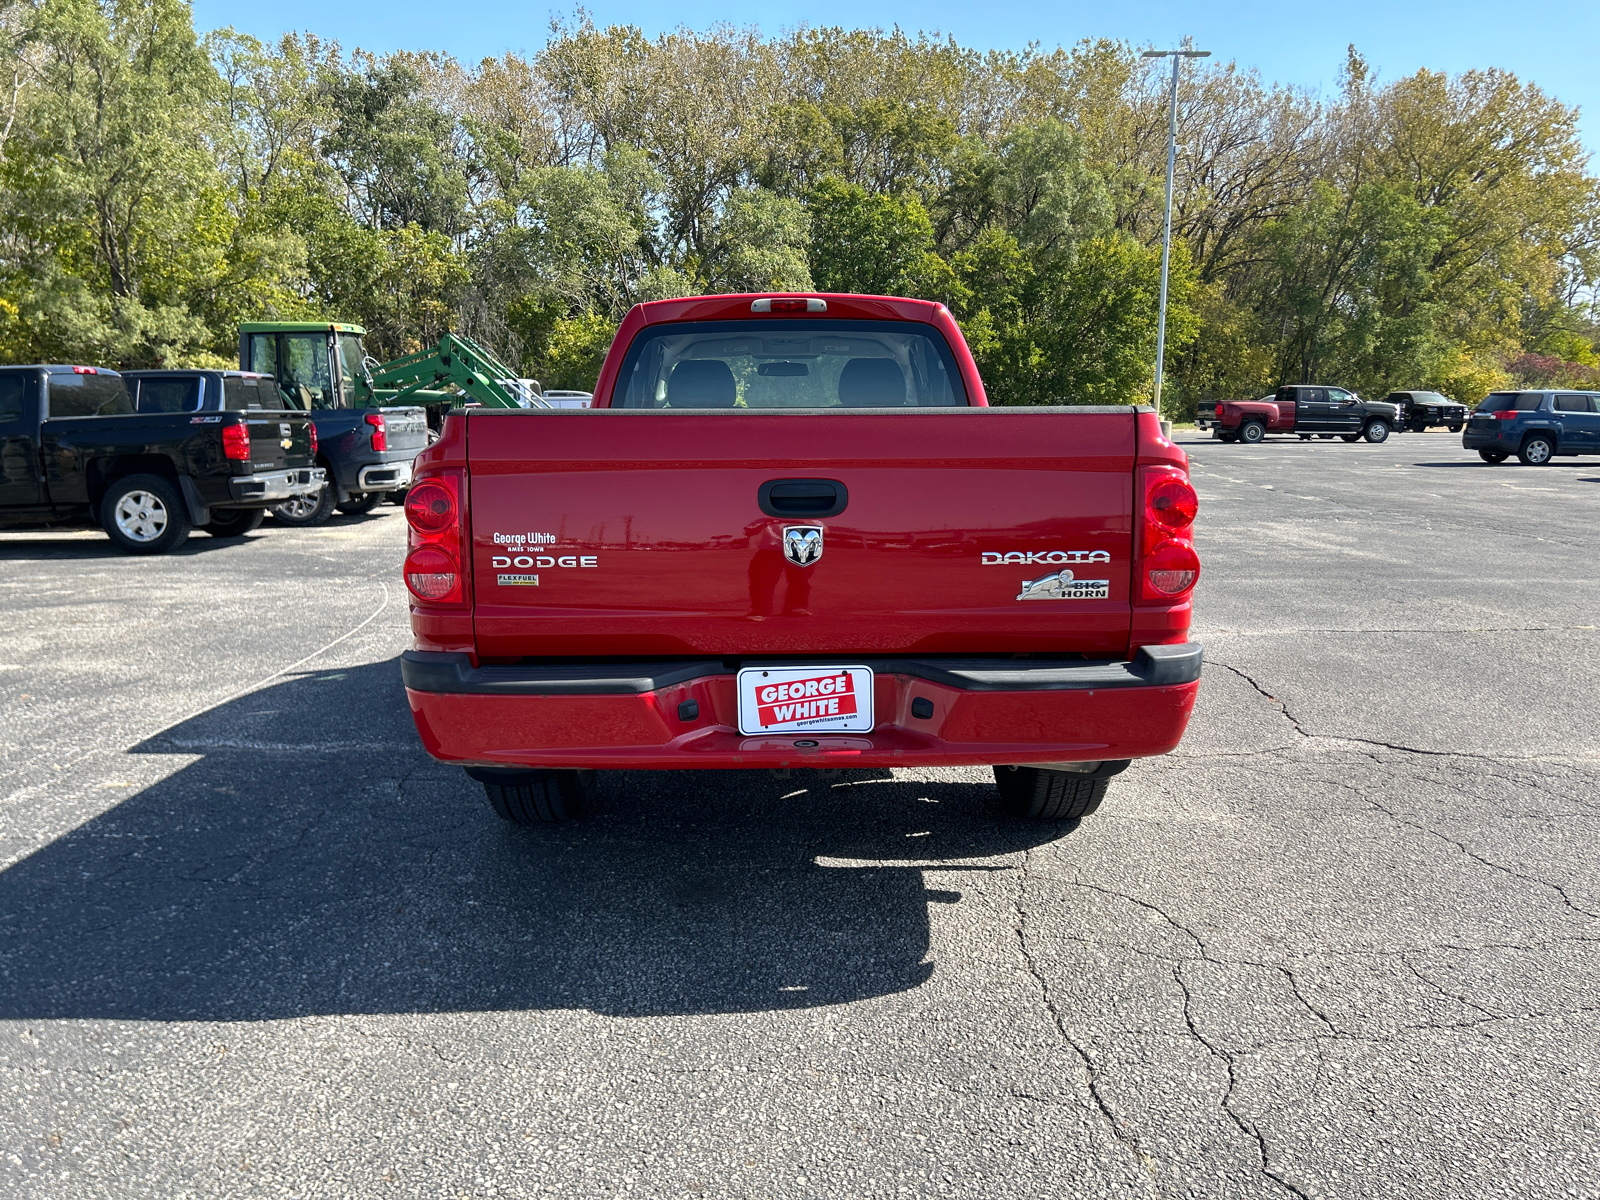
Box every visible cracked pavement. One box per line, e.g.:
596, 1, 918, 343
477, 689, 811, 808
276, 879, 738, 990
0, 432, 1597, 1198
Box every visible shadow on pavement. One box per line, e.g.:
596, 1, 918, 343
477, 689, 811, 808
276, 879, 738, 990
0, 658, 1058, 1021
0, 530, 253, 558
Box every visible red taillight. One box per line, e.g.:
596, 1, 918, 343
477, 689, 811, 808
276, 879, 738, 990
404, 471, 467, 608
1148, 477, 1198, 532
1491, 409, 1519, 420
405, 481, 455, 534
1214, 404, 1224, 416
404, 544, 460, 602
1137, 465, 1200, 604
1144, 540, 1201, 596
222, 422, 250, 461
365, 411, 387, 451
72, 365, 99, 375
308, 422, 318, 455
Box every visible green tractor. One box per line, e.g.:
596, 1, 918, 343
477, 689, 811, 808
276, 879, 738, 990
238, 322, 540, 420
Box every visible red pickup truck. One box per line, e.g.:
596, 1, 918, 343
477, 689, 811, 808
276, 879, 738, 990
399, 294, 1202, 827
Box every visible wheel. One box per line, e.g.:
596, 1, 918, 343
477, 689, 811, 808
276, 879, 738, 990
1363, 420, 1390, 443
475, 769, 595, 824
1409, 421, 1428, 433
336, 491, 385, 516
1448, 423, 1463, 433
1518, 434, 1554, 465
202, 507, 266, 538
1317, 434, 1334, 440
1478, 449, 1508, 464
1340, 434, 1361, 443
388, 488, 408, 506
271, 481, 336, 526
1218, 431, 1239, 443
1239, 420, 1266, 444
100, 474, 191, 554
993, 763, 1129, 821
1298, 434, 1312, 440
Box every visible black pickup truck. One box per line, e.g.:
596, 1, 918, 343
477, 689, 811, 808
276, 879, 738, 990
125, 365, 428, 526
0, 365, 323, 553
1384, 390, 1468, 433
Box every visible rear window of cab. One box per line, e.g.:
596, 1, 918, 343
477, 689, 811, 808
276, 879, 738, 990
611, 319, 968, 409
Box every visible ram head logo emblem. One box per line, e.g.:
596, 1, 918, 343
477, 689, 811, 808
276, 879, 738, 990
782, 525, 824, 567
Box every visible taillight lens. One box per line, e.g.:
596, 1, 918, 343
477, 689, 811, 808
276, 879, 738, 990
1491, 409, 1519, 420
1214, 404, 1224, 416
308, 422, 318, 455
404, 545, 459, 602
1148, 477, 1198, 532
404, 470, 468, 609
1138, 465, 1200, 603
222, 422, 250, 461
365, 411, 387, 451
1145, 540, 1201, 596
405, 481, 455, 534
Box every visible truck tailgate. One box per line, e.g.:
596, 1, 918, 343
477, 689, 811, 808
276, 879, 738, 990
240, 412, 312, 472
468, 409, 1137, 658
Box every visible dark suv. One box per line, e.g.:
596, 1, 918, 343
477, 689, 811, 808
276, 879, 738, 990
1463, 390, 1600, 464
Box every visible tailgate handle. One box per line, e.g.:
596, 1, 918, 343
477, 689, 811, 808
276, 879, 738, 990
758, 478, 848, 518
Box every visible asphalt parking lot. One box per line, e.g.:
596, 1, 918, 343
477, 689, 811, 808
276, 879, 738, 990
1, 429, 1597, 1199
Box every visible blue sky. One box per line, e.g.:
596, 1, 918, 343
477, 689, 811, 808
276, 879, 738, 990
192, 0, 1600, 155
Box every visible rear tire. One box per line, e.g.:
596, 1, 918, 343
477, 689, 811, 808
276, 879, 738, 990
271, 481, 336, 526
1518, 434, 1554, 465
1478, 449, 1508, 464
1448, 422, 1463, 433
1363, 420, 1390, 443
100, 474, 191, 555
336, 491, 384, 516
202, 507, 266, 538
1340, 434, 1361, 443
994, 762, 1130, 821
1240, 420, 1266, 444
475, 769, 595, 824
1409, 420, 1428, 433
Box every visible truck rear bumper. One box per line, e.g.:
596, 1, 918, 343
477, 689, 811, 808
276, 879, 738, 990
228, 467, 325, 504
357, 462, 413, 491
401, 644, 1203, 770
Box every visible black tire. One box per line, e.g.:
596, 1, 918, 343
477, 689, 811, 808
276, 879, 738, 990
1218, 431, 1239, 443
336, 491, 385, 516
1518, 434, 1554, 466
1340, 434, 1361, 443
270, 481, 336, 526
1317, 434, 1335, 440
1409, 421, 1428, 433
477, 769, 595, 824
1239, 420, 1266, 444
99, 473, 191, 554
1298, 434, 1312, 440
388, 488, 408, 506
1363, 420, 1390, 444
1448, 423, 1463, 433
1478, 449, 1508, 464
994, 762, 1130, 821
202, 507, 266, 538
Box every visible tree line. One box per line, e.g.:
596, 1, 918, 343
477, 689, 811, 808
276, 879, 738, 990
2, 0, 1597, 412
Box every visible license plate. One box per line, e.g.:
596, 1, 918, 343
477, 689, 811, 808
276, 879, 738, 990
736, 665, 874, 735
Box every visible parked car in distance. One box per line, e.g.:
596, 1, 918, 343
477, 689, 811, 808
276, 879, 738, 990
1463, 390, 1600, 465
237, 325, 432, 524
540, 390, 594, 409
0, 365, 322, 553
399, 292, 1203, 831
1212, 385, 1400, 444
1386, 390, 1468, 432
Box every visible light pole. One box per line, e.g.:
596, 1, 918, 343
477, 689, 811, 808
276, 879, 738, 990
1142, 46, 1210, 421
